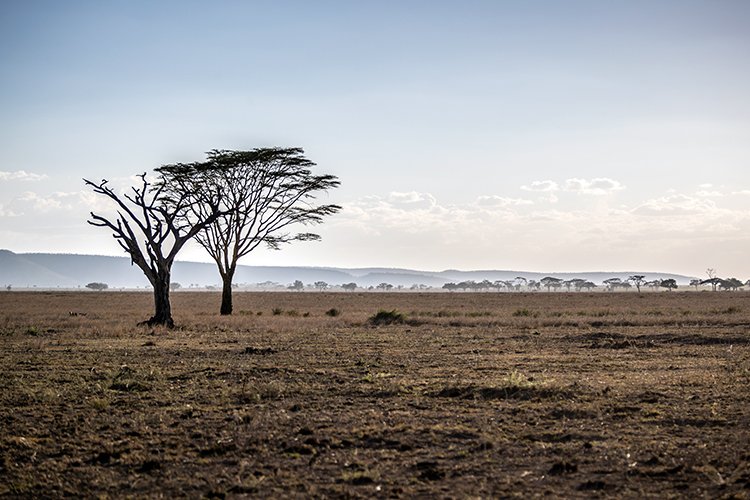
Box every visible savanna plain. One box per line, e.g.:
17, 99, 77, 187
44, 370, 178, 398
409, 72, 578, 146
1, 290, 749, 498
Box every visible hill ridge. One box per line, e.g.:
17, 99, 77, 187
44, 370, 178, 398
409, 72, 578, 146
0, 249, 698, 289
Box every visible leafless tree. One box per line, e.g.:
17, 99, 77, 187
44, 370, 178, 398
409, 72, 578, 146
157, 148, 340, 315
85, 173, 222, 327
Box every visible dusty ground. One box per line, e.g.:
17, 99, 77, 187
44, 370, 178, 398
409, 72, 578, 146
1, 290, 749, 498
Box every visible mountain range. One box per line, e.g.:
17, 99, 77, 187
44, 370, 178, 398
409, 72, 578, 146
0, 249, 697, 290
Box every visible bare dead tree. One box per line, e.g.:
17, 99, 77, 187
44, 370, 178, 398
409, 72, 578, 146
84, 173, 223, 327
157, 148, 341, 315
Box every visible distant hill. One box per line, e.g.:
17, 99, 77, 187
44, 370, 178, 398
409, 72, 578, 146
0, 249, 698, 289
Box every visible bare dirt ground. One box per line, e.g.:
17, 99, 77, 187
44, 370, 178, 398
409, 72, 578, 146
1, 290, 749, 498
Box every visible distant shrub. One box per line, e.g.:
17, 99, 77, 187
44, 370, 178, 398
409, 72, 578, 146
286, 310, 299, 317
712, 306, 741, 315
272, 308, 283, 316
325, 308, 341, 317
512, 308, 536, 317
369, 310, 405, 326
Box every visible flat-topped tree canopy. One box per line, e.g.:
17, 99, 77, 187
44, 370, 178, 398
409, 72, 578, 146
156, 148, 341, 315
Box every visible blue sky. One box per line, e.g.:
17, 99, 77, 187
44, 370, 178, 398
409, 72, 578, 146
1, 1, 749, 277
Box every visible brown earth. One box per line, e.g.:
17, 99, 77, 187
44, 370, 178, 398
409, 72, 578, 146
1, 290, 749, 498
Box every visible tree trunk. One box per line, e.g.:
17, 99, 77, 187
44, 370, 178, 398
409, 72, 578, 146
220, 269, 235, 315
145, 272, 174, 327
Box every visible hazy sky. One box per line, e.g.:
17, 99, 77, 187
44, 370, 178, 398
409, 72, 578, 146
1, 0, 749, 277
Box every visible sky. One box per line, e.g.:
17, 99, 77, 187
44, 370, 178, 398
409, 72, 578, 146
1, 0, 749, 278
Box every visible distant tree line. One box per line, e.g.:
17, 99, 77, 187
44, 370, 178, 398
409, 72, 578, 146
437, 272, 750, 293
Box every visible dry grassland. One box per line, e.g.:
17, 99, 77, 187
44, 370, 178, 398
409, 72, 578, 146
1, 291, 750, 497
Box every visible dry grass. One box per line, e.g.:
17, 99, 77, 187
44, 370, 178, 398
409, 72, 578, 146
1, 290, 749, 497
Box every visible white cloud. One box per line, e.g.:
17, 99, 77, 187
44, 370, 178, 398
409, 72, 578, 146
476, 195, 533, 207
322, 188, 750, 275
563, 177, 625, 195
696, 190, 723, 198
0, 204, 20, 217
0, 170, 48, 182
521, 180, 558, 192
3, 190, 110, 216
387, 191, 437, 209
522, 177, 625, 196
632, 194, 719, 216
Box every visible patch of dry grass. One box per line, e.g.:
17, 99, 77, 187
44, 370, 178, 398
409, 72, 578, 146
1, 291, 749, 497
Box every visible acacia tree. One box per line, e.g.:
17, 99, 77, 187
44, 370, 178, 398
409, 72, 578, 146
660, 278, 678, 291
701, 277, 722, 292
603, 278, 623, 291
703, 268, 721, 291
158, 148, 341, 315
85, 173, 222, 327
540, 276, 563, 292
628, 275, 646, 293
720, 277, 744, 291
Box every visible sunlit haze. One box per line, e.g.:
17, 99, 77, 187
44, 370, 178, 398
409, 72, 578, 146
1, 1, 749, 277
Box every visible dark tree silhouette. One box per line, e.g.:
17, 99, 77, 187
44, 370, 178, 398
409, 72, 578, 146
314, 281, 329, 291
540, 276, 563, 292
660, 278, 678, 291
579, 281, 597, 291
289, 280, 304, 291
603, 278, 623, 291
628, 275, 646, 293
157, 148, 340, 315
703, 268, 720, 291
720, 277, 744, 291
341, 282, 357, 291
645, 279, 661, 290
700, 277, 722, 292
85, 282, 108, 291
564, 278, 586, 292
85, 173, 223, 327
